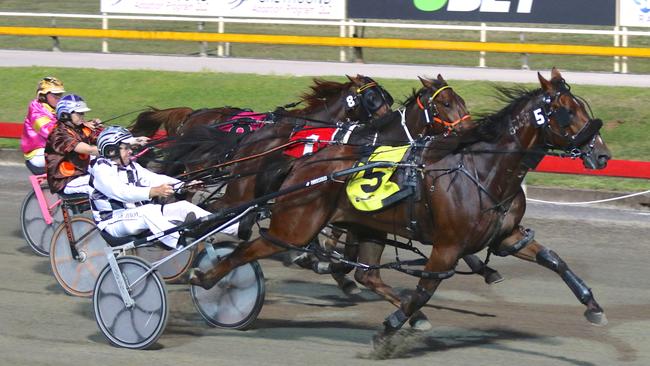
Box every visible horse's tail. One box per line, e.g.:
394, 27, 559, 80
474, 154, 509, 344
128, 106, 194, 138
162, 125, 241, 176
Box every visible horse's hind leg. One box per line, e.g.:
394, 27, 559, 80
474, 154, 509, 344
462, 254, 504, 284
496, 228, 607, 326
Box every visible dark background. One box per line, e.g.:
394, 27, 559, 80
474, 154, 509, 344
348, 0, 616, 26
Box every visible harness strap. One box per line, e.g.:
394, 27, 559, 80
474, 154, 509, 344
398, 108, 415, 144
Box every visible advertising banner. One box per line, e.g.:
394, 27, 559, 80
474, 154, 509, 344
348, 0, 616, 26
100, 0, 346, 20
619, 0, 650, 27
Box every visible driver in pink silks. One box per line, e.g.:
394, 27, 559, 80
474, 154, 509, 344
89, 126, 238, 249
21, 77, 66, 174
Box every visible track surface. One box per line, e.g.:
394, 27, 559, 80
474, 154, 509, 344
1, 165, 649, 365
2, 49, 650, 87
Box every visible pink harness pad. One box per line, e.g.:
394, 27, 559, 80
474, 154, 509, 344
283, 127, 337, 158
218, 111, 266, 134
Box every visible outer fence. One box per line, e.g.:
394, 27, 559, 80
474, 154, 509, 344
2, 122, 649, 179
1, 11, 650, 71
3, 26, 650, 59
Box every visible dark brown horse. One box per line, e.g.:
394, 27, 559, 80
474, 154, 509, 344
163, 74, 395, 182
181, 75, 501, 323
189, 68, 611, 344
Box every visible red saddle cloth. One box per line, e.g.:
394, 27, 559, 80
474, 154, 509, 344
218, 111, 266, 134
283, 127, 338, 158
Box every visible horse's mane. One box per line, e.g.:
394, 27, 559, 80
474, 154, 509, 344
293, 79, 353, 115
475, 85, 543, 141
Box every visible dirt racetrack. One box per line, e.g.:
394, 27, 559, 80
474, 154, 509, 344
1, 164, 649, 365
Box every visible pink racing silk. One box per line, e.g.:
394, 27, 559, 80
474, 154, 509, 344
21, 99, 58, 158
218, 111, 266, 134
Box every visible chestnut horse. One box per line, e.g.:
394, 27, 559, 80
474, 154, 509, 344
189, 68, 611, 343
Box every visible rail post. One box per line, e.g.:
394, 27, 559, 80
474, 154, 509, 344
339, 19, 347, 62
50, 18, 60, 52
479, 22, 486, 68
613, 26, 621, 73
217, 17, 228, 57
198, 21, 207, 57
622, 26, 629, 74
520, 32, 529, 70
101, 13, 109, 53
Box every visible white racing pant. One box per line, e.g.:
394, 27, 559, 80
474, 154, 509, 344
63, 175, 93, 196
101, 201, 238, 249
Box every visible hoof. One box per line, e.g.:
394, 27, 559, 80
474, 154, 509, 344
339, 279, 361, 296
484, 269, 504, 285
408, 311, 432, 331
188, 268, 207, 288
585, 309, 608, 326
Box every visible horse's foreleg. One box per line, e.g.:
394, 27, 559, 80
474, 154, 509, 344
190, 236, 283, 289
496, 227, 607, 326
378, 244, 458, 338
352, 237, 431, 330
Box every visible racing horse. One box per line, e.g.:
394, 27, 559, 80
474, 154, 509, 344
189, 68, 611, 342
251, 75, 502, 315
183, 74, 498, 326
159, 74, 394, 177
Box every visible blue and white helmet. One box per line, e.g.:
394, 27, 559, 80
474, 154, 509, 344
97, 126, 137, 158
55, 94, 91, 119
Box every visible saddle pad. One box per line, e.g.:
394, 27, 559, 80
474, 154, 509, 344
218, 111, 266, 134
283, 127, 338, 158
346, 145, 410, 212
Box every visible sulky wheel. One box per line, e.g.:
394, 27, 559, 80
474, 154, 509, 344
49, 216, 108, 297
93, 255, 168, 350
190, 242, 265, 330
20, 189, 63, 256
135, 245, 195, 282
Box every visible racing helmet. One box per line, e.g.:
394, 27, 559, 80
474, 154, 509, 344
36, 76, 65, 96
97, 126, 137, 158
55, 94, 91, 120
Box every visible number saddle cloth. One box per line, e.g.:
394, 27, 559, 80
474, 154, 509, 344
346, 145, 418, 212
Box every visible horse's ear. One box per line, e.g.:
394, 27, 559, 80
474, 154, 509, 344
419, 76, 433, 88
538, 72, 553, 93
436, 74, 446, 83
346, 74, 355, 82
550, 67, 563, 80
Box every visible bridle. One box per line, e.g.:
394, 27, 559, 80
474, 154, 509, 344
345, 79, 394, 120
537, 82, 603, 156
416, 85, 471, 133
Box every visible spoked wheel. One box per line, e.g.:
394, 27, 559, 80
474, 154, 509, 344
190, 242, 265, 329
136, 245, 195, 282
20, 189, 63, 256
93, 256, 168, 349
50, 216, 108, 297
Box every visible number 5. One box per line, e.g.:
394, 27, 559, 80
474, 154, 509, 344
533, 108, 547, 126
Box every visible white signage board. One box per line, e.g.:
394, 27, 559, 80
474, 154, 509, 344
100, 0, 346, 20
619, 0, 650, 27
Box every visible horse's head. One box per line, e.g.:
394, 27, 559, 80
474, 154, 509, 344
537, 68, 611, 169
415, 75, 472, 136
344, 74, 394, 121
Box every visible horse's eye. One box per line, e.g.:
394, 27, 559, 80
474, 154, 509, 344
443, 102, 451, 108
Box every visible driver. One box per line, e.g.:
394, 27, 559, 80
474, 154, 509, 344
45, 94, 102, 195
89, 126, 235, 249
